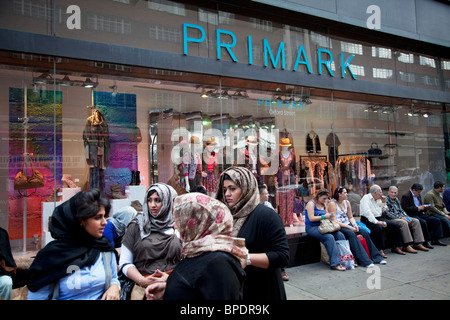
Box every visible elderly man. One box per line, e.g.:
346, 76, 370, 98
424, 181, 450, 237
385, 186, 428, 253
360, 184, 405, 258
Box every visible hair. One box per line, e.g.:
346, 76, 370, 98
434, 181, 445, 189
388, 186, 398, 192
258, 184, 268, 195
190, 185, 207, 195
369, 184, 381, 194
411, 183, 423, 191
74, 189, 110, 220
314, 188, 329, 202
332, 186, 346, 201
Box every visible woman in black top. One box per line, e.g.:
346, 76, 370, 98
216, 167, 290, 300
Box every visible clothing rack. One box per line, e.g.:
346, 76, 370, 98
298, 155, 327, 168
336, 152, 370, 194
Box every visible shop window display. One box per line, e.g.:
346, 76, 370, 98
0, 54, 447, 251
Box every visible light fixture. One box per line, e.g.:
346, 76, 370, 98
423, 112, 430, 118
34, 73, 52, 84
82, 77, 96, 88
201, 90, 209, 98
60, 75, 71, 86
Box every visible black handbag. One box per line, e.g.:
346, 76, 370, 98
368, 143, 382, 156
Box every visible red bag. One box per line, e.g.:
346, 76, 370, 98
357, 234, 371, 259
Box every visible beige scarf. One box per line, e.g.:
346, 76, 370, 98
216, 166, 260, 236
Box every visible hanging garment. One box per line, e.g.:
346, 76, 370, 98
306, 131, 321, 154
83, 110, 110, 169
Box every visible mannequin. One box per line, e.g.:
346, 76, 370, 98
182, 136, 202, 192
83, 108, 110, 191
275, 138, 298, 226
244, 136, 262, 184
202, 137, 220, 197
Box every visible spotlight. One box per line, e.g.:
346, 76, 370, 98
82, 77, 96, 88
60, 75, 71, 86
34, 73, 51, 84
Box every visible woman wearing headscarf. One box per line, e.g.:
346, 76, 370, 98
103, 206, 137, 247
26, 189, 120, 300
118, 183, 182, 300
146, 193, 248, 300
216, 166, 290, 300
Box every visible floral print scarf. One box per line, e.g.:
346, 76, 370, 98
173, 193, 248, 264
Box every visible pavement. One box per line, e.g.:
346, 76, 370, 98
284, 236, 450, 300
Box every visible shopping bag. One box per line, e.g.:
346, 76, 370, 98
336, 240, 355, 270
357, 234, 371, 259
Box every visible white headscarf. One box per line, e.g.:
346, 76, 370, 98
135, 183, 178, 239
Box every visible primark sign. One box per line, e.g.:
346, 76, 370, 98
182, 23, 358, 80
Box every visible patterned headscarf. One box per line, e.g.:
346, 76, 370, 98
135, 183, 178, 239
216, 166, 260, 236
173, 192, 248, 264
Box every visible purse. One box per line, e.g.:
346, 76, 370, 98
368, 143, 382, 156
318, 218, 341, 234
14, 157, 45, 190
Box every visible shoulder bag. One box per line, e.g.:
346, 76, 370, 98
318, 218, 341, 234
14, 157, 44, 190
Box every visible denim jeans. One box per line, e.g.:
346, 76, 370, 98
0, 275, 13, 300
306, 225, 346, 267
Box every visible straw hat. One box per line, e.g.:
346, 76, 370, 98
246, 136, 258, 146
280, 138, 292, 147
205, 137, 218, 147
190, 136, 202, 146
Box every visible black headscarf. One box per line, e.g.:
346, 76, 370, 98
25, 193, 114, 292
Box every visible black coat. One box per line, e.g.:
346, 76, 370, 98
401, 191, 425, 217
163, 251, 246, 300
238, 204, 290, 300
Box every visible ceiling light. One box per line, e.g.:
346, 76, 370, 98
82, 77, 96, 88
60, 75, 72, 86
34, 73, 51, 84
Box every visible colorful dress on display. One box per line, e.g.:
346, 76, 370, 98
202, 152, 219, 193
275, 151, 297, 226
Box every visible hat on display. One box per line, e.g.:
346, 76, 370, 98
190, 136, 202, 146
280, 138, 292, 147
205, 137, 218, 147
246, 136, 258, 146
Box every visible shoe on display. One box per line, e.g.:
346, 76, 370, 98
111, 183, 126, 199
62, 174, 78, 188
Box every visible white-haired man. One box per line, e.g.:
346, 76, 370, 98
360, 184, 405, 258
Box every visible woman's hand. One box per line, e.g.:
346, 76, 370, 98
145, 282, 167, 300
101, 284, 120, 300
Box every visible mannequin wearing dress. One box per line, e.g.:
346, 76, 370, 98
202, 138, 220, 197
275, 138, 298, 226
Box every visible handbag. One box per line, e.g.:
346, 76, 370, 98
368, 143, 382, 156
14, 157, 45, 190
318, 218, 341, 234
118, 270, 135, 300
357, 234, 371, 259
